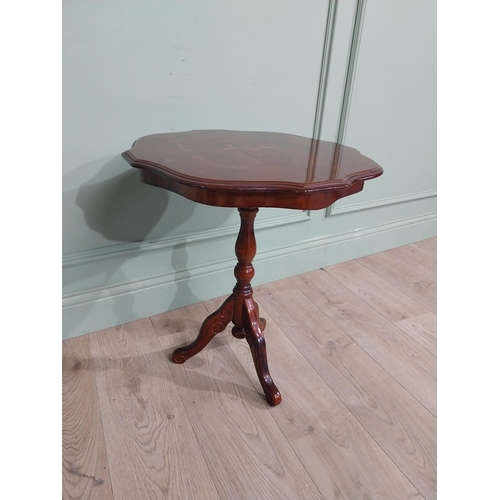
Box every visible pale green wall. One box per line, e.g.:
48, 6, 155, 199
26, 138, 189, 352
63, 0, 436, 339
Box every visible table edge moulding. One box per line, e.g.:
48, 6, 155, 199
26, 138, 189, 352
122, 129, 383, 406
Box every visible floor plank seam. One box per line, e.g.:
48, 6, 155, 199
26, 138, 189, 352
92, 356, 117, 500
298, 279, 437, 417
354, 257, 437, 317
266, 319, 431, 500
274, 272, 436, 498
148, 317, 224, 500
391, 320, 437, 359
321, 266, 437, 357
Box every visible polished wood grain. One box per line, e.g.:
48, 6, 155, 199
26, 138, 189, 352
62, 239, 436, 499
122, 129, 383, 406
122, 130, 383, 209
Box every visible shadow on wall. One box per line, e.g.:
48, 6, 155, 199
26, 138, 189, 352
169, 242, 200, 311
63, 154, 233, 332
66, 153, 231, 248
74, 155, 173, 243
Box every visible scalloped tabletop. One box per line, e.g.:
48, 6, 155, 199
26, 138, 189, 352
122, 130, 383, 210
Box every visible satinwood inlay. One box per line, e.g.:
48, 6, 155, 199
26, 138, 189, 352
123, 130, 383, 209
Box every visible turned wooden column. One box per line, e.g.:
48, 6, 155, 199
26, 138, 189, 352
171, 207, 281, 406
232, 208, 280, 406
231, 208, 259, 339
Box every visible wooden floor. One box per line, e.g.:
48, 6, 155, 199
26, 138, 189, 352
63, 238, 437, 500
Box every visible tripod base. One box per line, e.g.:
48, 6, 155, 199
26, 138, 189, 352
172, 294, 281, 406
172, 208, 281, 406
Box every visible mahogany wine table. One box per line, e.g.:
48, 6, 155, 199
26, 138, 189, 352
123, 130, 383, 406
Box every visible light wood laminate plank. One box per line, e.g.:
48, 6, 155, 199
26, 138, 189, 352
325, 260, 437, 353
289, 271, 436, 415
212, 297, 423, 500
356, 250, 437, 315
152, 302, 325, 500
89, 319, 219, 500
395, 312, 437, 357
409, 237, 437, 257
63, 335, 114, 500
258, 288, 437, 500
325, 260, 430, 323
385, 244, 437, 282
291, 422, 425, 500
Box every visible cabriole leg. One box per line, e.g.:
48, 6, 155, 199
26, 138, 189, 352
244, 298, 281, 406
172, 295, 234, 364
